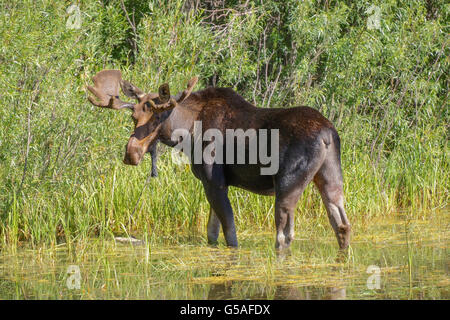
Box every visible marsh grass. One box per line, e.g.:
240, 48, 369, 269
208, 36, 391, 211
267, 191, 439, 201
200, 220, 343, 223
2, 147, 447, 251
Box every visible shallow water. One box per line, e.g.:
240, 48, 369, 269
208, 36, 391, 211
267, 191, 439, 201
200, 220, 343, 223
0, 211, 448, 299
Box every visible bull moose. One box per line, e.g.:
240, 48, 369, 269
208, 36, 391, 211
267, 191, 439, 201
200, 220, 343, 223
87, 70, 351, 250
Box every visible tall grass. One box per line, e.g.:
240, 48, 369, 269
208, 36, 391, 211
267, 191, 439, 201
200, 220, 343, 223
0, 0, 448, 247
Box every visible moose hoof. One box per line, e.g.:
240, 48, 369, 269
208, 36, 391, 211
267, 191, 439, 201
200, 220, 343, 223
337, 224, 351, 250
207, 239, 219, 247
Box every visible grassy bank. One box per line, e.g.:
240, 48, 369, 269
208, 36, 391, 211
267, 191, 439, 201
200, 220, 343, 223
0, 0, 448, 248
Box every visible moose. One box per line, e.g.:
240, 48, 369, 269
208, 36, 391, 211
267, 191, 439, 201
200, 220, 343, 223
87, 70, 351, 250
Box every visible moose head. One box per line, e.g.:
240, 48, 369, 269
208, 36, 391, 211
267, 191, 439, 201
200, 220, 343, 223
87, 70, 198, 166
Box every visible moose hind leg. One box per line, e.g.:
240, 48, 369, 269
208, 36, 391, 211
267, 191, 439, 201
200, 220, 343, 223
207, 208, 221, 245
274, 195, 298, 250
274, 175, 314, 250
314, 166, 351, 250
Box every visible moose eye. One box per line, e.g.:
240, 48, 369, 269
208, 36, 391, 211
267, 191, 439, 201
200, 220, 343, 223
144, 102, 152, 112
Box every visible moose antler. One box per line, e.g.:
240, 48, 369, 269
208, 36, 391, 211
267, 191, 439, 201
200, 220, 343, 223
87, 70, 134, 110
174, 76, 198, 103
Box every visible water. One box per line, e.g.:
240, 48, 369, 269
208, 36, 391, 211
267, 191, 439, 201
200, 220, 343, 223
0, 211, 448, 299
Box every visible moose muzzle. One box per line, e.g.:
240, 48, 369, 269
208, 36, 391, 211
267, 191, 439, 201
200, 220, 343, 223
124, 137, 144, 165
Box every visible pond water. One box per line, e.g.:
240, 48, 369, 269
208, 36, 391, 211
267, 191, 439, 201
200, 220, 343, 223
0, 211, 448, 299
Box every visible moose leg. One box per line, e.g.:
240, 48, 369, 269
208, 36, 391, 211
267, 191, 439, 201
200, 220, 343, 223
203, 185, 238, 247
207, 207, 221, 245
148, 142, 158, 177
314, 163, 351, 250
274, 196, 296, 250
274, 153, 324, 250
274, 183, 309, 250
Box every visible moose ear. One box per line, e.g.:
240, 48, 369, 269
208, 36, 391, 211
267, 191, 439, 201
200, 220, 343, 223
158, 83, 171, 103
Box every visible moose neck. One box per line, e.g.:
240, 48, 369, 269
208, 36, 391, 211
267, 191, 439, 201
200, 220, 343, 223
159, 103, 200, 147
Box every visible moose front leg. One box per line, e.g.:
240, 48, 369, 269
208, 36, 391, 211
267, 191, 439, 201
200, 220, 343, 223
203, 184, 238, 247
148, 141, 158, 177
207, 208, 221, 245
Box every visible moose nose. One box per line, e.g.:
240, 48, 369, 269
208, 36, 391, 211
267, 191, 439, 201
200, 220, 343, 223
124, 138, 143, 166
123, 154, 139, 166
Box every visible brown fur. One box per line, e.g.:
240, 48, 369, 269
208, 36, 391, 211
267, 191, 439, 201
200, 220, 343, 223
132, 86, 351, 250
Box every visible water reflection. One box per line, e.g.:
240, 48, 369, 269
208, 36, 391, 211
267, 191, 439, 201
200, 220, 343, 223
205, 249, 348, 300
207, 281, 346, 300
0, 210, 447, 299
